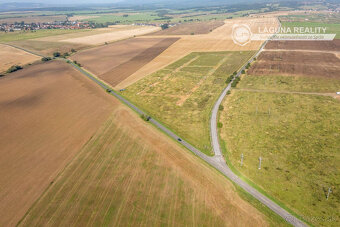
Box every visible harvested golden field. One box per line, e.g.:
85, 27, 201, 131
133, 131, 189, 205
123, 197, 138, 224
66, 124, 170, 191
150, 20, 225, 35
0, 44, 40, 73
61, 26, 161, 45
19, 105, 271, 227
0, 61, 116, 226
34, 26, 140, 43
116, 17, 279, 89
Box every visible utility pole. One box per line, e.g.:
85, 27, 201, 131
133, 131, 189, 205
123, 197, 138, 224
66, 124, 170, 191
327, 187, 332, 200
240, 153, 244, 167
258, 156, 262, 170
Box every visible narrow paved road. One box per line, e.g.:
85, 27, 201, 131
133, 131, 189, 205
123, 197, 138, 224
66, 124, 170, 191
209, 39, 307, 227
70, 59, 306, 226
1, 43, 45, 57
7, 39, 307, 226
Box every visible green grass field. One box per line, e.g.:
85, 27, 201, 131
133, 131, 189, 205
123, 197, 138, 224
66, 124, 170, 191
123, 51, 255, 155
280, 13, 340, 24
280, 21, 340, 39
219, 74, 340, 226
0, 29, 92, 43
83, 12, 162, 24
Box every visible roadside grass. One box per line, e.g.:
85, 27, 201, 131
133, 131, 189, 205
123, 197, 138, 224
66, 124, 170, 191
238, 74, 340, 93
18, 111, 270, 226
220, 90, 340, 227
0, 29, 92, 43
280, 21, 340, 39
123, 51, 255, 156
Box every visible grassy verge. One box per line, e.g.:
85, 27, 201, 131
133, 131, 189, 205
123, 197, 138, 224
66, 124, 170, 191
123, 51, 255, 156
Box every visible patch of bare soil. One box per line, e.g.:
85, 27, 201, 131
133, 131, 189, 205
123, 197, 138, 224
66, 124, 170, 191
265, 40, 340, 51
248, 51, 340, 78
0, 61, 116, 226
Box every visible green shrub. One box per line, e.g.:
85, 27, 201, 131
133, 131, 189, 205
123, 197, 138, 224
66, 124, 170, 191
241, 69, 245, 74
161, 23, 169, 30
73, 61, 81, 67
41, 57, 52, 62
219, 105, 224, 111
217, 122, 223, 128
6, 65, 23, 73
141, 114, 151, 121
71, 49, 76, 53
53, 52, 61, 57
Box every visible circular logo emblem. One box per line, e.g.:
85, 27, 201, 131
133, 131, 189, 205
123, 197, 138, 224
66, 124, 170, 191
232, 24, 252, 46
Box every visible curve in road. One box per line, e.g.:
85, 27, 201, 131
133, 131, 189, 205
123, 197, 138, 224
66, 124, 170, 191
6, 37, 307, 227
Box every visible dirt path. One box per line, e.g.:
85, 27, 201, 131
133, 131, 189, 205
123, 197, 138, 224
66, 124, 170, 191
176, 56, 229, 106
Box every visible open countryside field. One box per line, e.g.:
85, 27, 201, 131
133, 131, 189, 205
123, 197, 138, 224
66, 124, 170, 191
8, 40, 88, 56
248, 51, 340, 78
0, 29, 92, 43
19, 105, 275, 227
0, 61, 116, 226
150, 20, 225, 35
72, 37, 179, 87
219, 90, 340, 227
0, 44, 40, 73
265, 40, 340, 51
280, 21, 340, 39
116, 16, 278, 89
60, 26, 161, 45
123, 51, 255, 155
0, 15, 67, 24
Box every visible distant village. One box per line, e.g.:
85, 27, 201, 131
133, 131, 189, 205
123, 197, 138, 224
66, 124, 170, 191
0, 21, 94, 32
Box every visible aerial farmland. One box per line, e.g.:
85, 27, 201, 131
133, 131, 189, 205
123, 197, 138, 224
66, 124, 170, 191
0, 1, 339, 227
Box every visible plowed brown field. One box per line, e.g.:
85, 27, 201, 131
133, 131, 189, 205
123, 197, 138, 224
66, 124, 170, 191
265, 40, 340, 51
72, 37, 178, 87
248, 51, 340, 78
116, 17, 279, 89
0, 61, 116, 226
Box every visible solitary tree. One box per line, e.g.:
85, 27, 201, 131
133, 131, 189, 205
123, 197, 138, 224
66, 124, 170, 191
161, 23, 169, 30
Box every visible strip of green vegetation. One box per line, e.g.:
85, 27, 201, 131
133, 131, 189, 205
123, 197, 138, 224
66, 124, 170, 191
83, 12, 162, 24
280, 13, 340, 24
281, 21, 340, 39
123, 51, 255, 156
238, 75, 340, 93
0, 29, 92, 42
220, 90, 340, 227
